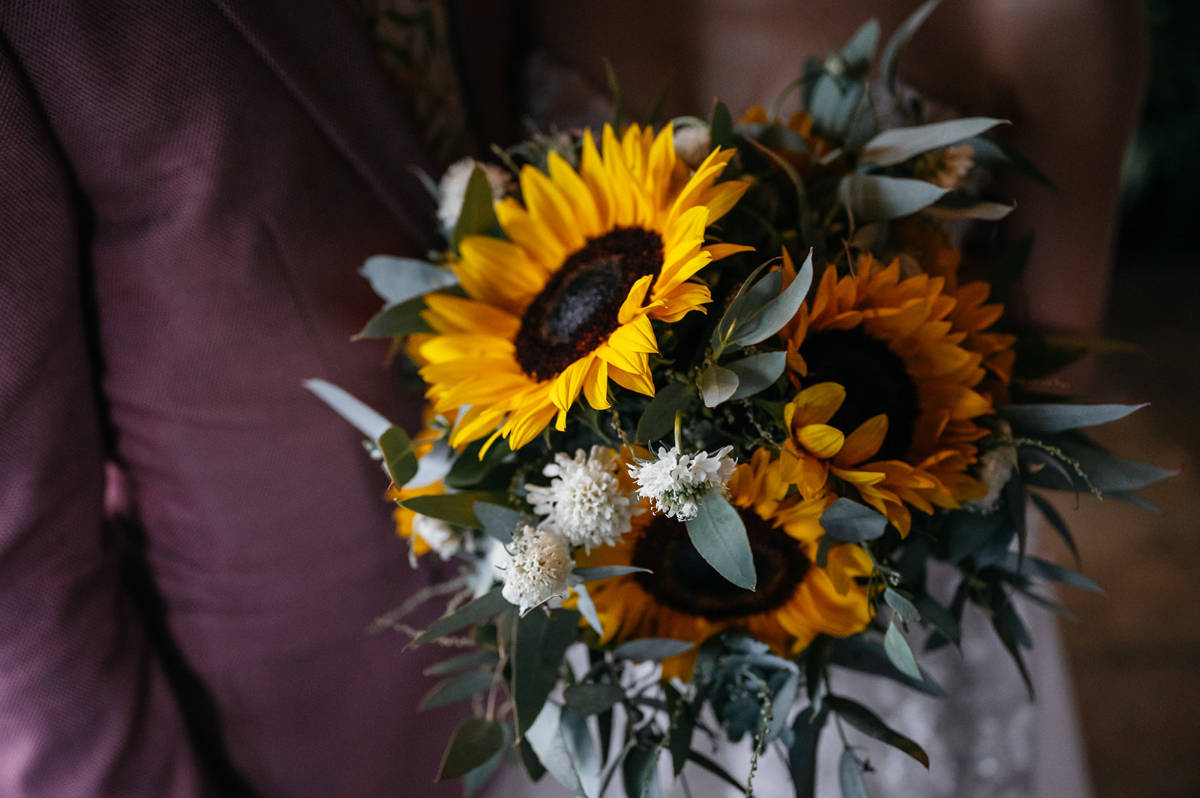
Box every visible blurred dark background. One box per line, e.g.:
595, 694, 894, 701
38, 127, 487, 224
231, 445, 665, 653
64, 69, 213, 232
1058, 2, 1200, 796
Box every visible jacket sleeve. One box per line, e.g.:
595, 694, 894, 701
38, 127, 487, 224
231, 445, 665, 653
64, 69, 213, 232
0, 38, 211, 798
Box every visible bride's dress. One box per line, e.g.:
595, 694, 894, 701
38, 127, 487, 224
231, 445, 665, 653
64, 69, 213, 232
486, 53, 1093, 798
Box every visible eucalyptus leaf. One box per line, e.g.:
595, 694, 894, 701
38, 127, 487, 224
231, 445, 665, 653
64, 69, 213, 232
463, 724, 510, 796
379, 426, 419, 488
623, 745, 662, 798
788, 706, 828, 798
574, 565, 652, 582
883, 588, 920, 624
424, 650, 499, 677
636, 382, 693, 444
437, 717, 506, 780
914, 595, 960, 648
726, 351, 787, 400
563, 683, 624, 716
562, 707, 603, 798
883, 620, 923, 681
838, 174, 949, 222
451, 167, 501, 248
727, 250, 815, 348
400, 491, 499, 528
841, 19, 880, 70
685, 749, 744, 792
572, 583, 603, 635
355, 295, 434, 338
409, 588, 507, 648
880, 1, 941, 96
710, 100, 734, 149
924, 201, 1015, 221
360, 255, 459, 306
303, 379, 393, 442
1030, 440, 1175, 493
699, 364, 740, 407
838, 749, 869, 798
828, 637, 945, 697
820, 498, 888, 542
858, 118, 1006, 167
686, 492, 756, 590
980, 552, 1101, 593
768, 671, 800, 742
612, 638, 694, 662
526, 702, 584, 794
420, 671, 494, 710
712, 261, 777, 350
1027, 492, 1080, 565
512, 610, 579, 737
826, 695, 930, 768
473, 501, 531, 543
446, 437, 512, 488
999, 402, 1148, 434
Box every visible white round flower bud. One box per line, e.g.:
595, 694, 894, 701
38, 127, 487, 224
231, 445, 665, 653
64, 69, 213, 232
628, 445, 737, 521
525, 446, 636, 552
500, 525, 575, 615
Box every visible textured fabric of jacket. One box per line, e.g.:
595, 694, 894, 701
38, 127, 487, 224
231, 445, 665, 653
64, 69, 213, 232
0, 1, 481, 794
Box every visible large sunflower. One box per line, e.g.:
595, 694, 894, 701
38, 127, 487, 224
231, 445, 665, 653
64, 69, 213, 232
576, 449, 872, 679
418, 123, 750, 452
781, 254, 1013, 535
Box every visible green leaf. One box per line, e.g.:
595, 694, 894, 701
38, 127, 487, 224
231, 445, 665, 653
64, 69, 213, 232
686, 492, 756, 590
826, 695, 929, 768
768, 670, 801, 741
1000, 402, 1148, 434
712, 261, 778, 350
303, 379, 393, 441
710, 100, 734, 149
820, 498, 887, 542
409, 588, 507, 648
612, 638, 694, 661
526, 702, 584, 794
788, 707, 828, 798
840, 19, 880, 70
685, 749, 744, 792
982, 552, 1102, 593
355, 295, 434, 338
1033, 440, 1176, 493
726, 351, 787, 400
451, 167, 501, 248
924, 201, 1015, 221
379, 426, 419, 487
420, 671, 494, 710
562, 707, 603, 798
727, 250, 815, 348
914, 595, 960, 648
666, 687, 696, 776
473, 501, 531, 544
838, 749, 869, 798
858, 118, 1007, 167
563, 683, 624, 716
424, 650, 499, 677
883, 620, 922, 681
437, 717, 506, 780
572, 583, 603, 635
828, 637, 944, 697
512, 609, 579, 738
463, 724, 511, 796
636, 382, 693, 444
837, 174, 949, 222
699, 364, 739, 407
880, 1, 941, 95
446, 437, 511, 489
574, 565, 651, 582
883, 588, 920, 624
623, 744, 662, 798
400, 491, 499, 528
360, 255, 459, 306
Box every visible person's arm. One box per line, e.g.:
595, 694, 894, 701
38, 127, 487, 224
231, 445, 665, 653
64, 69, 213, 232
0, 39, 210, 798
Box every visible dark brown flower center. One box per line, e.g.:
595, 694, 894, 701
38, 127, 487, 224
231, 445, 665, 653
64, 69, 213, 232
631, 511, 810, 620
799, 328, 919, 461
515, 227, 663, 381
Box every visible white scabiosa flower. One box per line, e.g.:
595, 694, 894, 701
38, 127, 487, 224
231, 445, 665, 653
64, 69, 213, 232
411, 514, 462, 561
436, 157, 511, 232
673, 124, 712, 169
525, 446, 635, 551
500, 525, 576, 615
628, 445, 737, 522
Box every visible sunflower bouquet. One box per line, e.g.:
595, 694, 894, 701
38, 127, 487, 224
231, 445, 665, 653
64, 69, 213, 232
309, 10, 1170, 798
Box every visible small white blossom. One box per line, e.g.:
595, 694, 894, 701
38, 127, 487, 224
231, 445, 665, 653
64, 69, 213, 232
628, 445, 737, 521
411, 514, 462, 560
965, 447, 1017, 513
500, 525, 575, 615
436, 158, 511, 232
673, 125, 712, 169
525, 446, 635, 551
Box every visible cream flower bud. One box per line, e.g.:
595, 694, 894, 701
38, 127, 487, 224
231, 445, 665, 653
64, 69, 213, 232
628, 445, 737, 521
500, 525, 575, 615
436, 157, 511, 232
525, 446, 636, 552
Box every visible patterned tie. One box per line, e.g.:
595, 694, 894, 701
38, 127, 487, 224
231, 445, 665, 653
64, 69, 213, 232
358, 0, 475, 168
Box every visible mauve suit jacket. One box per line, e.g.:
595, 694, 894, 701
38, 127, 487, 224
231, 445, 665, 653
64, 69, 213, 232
0, 2, 514, 795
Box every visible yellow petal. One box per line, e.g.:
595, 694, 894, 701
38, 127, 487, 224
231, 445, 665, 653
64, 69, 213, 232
835, 414, 888, 467
796, 424, 844, 458
787, 382, 846, 426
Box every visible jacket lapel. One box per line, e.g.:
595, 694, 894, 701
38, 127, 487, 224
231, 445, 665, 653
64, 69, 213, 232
209, 0, 436, 244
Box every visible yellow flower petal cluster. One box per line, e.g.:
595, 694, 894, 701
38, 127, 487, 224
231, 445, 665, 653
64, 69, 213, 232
781, 254, 1013, 535
418, 123, 750, 453
576, 449, 872, 680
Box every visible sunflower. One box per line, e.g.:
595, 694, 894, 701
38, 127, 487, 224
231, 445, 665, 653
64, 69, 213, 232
780, 253, 1014, 535
417, 123, 751, 453
576, 449, 872, 680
